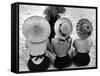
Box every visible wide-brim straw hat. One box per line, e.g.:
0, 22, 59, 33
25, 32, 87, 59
22, 16, 51, 43
76, 19, 93, 40
54, 17, 73, 38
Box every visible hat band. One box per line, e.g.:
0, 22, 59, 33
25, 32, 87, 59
30, 39, 48, 44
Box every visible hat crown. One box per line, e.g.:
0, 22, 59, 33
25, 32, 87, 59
54, 17, 73, 38
60, 23, 72, 35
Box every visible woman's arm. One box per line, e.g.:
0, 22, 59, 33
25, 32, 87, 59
72, 40, 77, 57
24, 41, 30, 62
47, 39, 55, 54
67, 37, 73, 57
47, 40, 52, 52
66, 37, 72, 50
46, 39, 56, 64
73, 40, 76, 48
46, 50, 56, 64
68, 36, 72, 44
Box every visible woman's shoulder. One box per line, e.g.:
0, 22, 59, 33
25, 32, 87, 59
51, 38, 59, 43
73, 39, 79, 44
73, 38, 82, 47
73, 38, 93, 47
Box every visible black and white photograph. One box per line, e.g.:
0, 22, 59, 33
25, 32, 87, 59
11, 2, 97, 73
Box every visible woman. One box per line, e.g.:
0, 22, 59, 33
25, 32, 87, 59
22, 16, 51, 71
43, 6, 66, 41
48, 18, 73, 69
72, 19, 93, 66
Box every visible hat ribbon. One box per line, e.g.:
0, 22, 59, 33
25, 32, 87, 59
30, 53, 45, 61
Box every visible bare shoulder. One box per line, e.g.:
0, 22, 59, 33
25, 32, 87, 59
73, 39, 80, 46
51, 38, 58, 43
86, 38, 93, 47
75, 39, 82, 43
73, 39, 78, 44
87, 38, 93, 43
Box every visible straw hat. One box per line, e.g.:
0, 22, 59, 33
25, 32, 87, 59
76, 19, 93, 40
54, 17, 73, 39
22, 16, 51, 43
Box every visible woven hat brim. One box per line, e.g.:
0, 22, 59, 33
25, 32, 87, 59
22, 16, 51, 43
76, 19, 93, 39
54, 17, 73, 37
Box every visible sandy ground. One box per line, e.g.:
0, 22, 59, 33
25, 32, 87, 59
19, 5, 96, 71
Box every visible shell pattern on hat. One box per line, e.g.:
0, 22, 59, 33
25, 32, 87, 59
54, 17, 73, 39
76, 19, 93, 40
22, 16, 51, 43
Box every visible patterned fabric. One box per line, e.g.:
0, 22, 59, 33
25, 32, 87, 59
76, 19, 93, 40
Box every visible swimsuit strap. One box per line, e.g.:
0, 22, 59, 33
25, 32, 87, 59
65, 36, 70, 40
29, 53, 45, 61
59, 36, 70, 42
